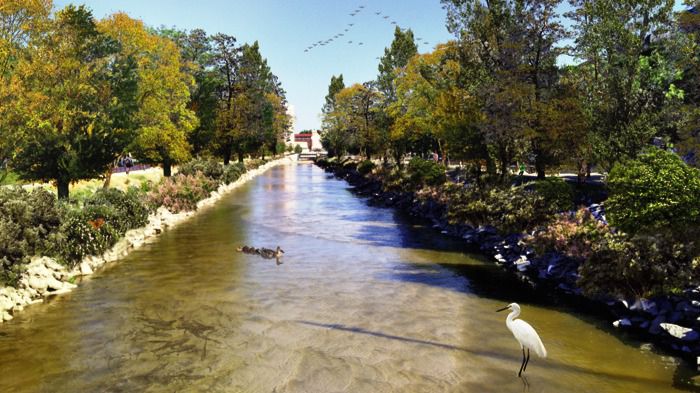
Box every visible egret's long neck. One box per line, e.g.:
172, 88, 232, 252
505, 309, 519, 329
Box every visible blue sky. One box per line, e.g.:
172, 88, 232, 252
54, 0, 455, 131
54, 1, 689, 132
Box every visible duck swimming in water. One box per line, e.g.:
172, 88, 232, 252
236, 245, 259, 254
258, 246, 284, 259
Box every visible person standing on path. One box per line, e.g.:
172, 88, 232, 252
124, 153, 133, 175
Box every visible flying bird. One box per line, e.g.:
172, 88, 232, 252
383, 16, 389, 19
359, 5, 365, 8
349, 23, 354, 26
348, 40, 353, 43
497, 303, 547, 377
391, 21, 397, 24
358, 42, 364, 45
375, 11, 381, 15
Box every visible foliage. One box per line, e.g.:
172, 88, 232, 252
606, 148, 700, 234
53, 206, 119, 266
147, 173, 217, 213
84, 188, 149, 234
322, 74, 345, 114
444, 183, 556, 233
294, 145, 303, 154
406, 158, 446, 188
178, 157, 224, 181
99, 13, 197, 177
7, 5, 139, 199
578, 231, 700, 299
531, 177, 574, 213
245, 159, 267, 171
222, 162, 246, 184
525, 207, 609, 260
357, 160, 376, 175
0, 187, 60, 285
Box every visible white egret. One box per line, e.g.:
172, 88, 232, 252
497, 303, 547, 376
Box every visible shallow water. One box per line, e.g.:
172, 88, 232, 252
0, 163, 696, 392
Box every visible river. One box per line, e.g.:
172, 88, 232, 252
0, 163, 696, 392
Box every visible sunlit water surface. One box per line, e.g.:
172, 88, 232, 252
0, 163, 696, 392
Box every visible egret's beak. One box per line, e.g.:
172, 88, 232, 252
496, 306, 510, 312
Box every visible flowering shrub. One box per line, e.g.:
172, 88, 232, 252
525, 207, 609, 260
147, 174, 217, 213
53, 207, 119, 266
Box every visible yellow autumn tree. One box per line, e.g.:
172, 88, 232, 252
99, 12, 197, 176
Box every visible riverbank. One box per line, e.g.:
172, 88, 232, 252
315, 159, 700, 369
0, 156, 294, 323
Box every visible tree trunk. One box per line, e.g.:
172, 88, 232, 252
535, 159, 546, 179
163, 160, 172, 177
223, 154, 230, 166
57, 179, 69, 200
238, 152, 244, 163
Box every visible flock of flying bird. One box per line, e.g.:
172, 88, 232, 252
303, 5, 431, 56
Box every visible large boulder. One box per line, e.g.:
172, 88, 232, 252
660, 323, 700, 341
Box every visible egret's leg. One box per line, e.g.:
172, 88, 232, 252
518, 348, 526, 377
522, 348, 531, 372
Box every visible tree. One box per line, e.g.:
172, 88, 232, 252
100, 13, 197, 177
159, 28, 220, 156
324, 83, 382, 159
322, 74, 344, 114
566, 0, 678, 170
0, 0, 52, 183
9, 5, 138, 199
377, 27, 418, 165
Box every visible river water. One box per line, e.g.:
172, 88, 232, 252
0, 163, 696, 392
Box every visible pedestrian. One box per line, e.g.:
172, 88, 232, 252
518, 162, 526, 177
124, 153, 133, 175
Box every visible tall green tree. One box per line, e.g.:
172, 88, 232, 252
322, 74, 345, 114
377, 27, 418, 164
566, 0, 678, 169
9, 5, 139, 198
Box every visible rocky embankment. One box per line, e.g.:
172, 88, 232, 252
317, 160, 700, 365
0, 157, 291, 324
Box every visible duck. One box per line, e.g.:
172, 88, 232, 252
258, 246, 284, 259
236, 245, 259, 254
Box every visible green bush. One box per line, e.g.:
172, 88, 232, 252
578, 232, 700, 299
147, 174, 217, 213
223, 162, 247, 184
606, 148, 700, 234
84, 188, 149, 235
0, 188, 61, 286
407, 158, 446, 189
54, 207, 119, 266
357, 160, 376, 175
177, 158, 224, 181
294, 145, 303, 154
532, 177, 574, 212
245, 159, 267, 171
445, 183, 556, 233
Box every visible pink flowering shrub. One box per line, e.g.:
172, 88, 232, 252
525, 207, 609, 260
147, 174, 218, 213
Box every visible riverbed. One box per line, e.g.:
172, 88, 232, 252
0, 163, 695, 392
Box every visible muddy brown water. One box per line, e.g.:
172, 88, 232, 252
0, 163, 697, 392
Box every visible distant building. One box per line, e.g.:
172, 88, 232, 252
294, 130, 313, 149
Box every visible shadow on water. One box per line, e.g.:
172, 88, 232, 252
295, 320, 684, 389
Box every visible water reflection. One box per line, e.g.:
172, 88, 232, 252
0, 163, 696, 392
